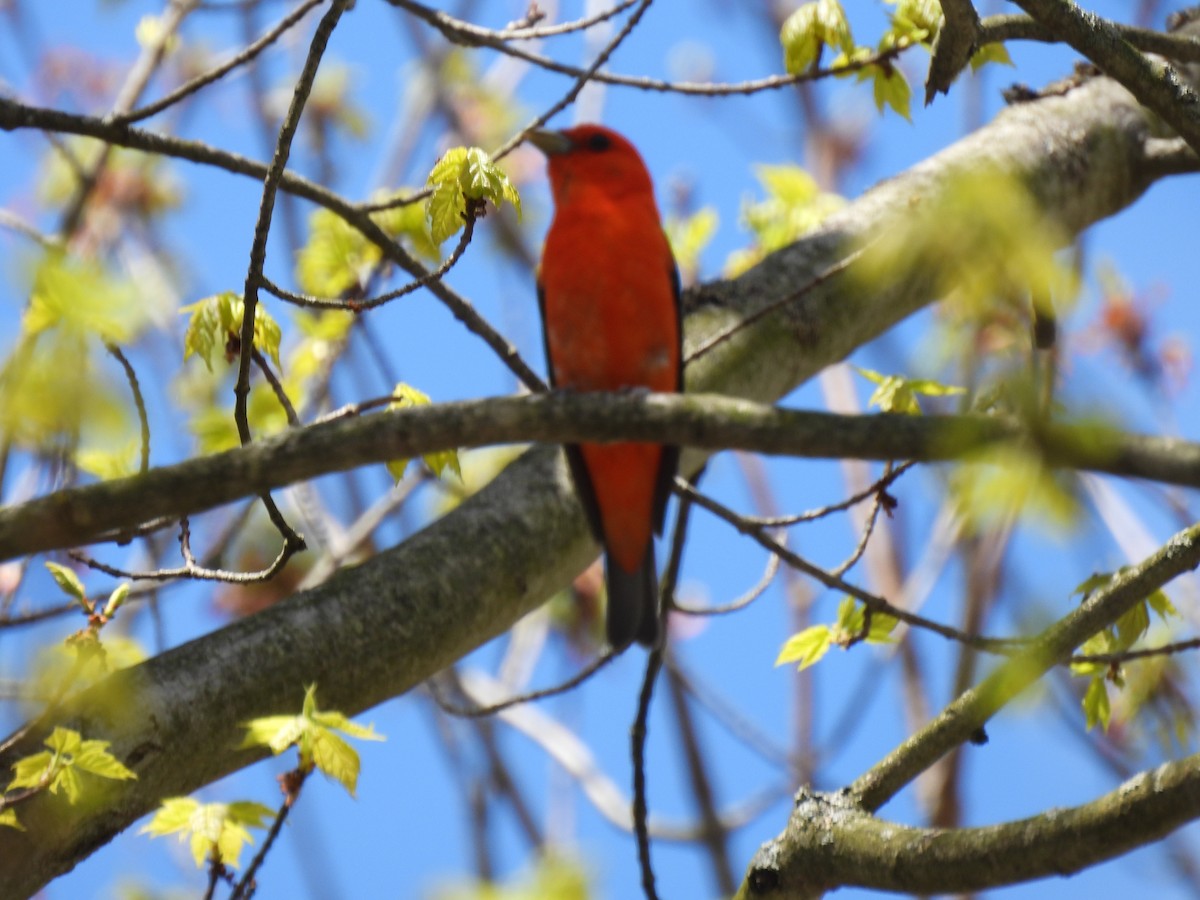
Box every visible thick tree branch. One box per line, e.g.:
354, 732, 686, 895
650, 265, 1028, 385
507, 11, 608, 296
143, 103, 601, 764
1011, 0, 1200, 154
1, 393, 1198, 563
740, 753, 1200, 896
0, 67, 1182, 896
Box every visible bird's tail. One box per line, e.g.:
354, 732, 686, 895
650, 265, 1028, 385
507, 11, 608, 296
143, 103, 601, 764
605, 542, 660, 649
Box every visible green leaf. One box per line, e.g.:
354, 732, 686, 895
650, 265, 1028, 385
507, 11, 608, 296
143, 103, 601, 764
0, 809, 23, 831
240, 684, 384, 797
8, 750, 55, 793
426, 178, 466, 246
239, 714, 308, 756
28, 635, 147, 702
872, 64, 912, 121
180, 292, 283, 373
1073, 571, 1113, 597
854, 367, 964, 415
780, 0, 853, 74
76, 441, 139, 481
386, 383, 462, 482
309, 729, 361, 796
24, 251, 147, 344
103, 583, 131, 617
1115, 601, 1151, 650
776, 625, 833, 670
727, 164, 843, 277
7, 727, 134, 802
1082, 675, 1111, 731
44, 561, 87, 604
828, 598, 898, 645
72, 738, 137, 782
425, 146, 521, 244
1070, 631, 1114, 677
885, 0, 943, 45
140, 796, 201, 837
665, 207, 719, 277
969, 42, 1013, 72
141, 798, 272, 870
1148, 588, 1177, 620
0, 328, 132, 452
369, 192, 441, 263
866, 609, 900, 643
311, 709, 385, 743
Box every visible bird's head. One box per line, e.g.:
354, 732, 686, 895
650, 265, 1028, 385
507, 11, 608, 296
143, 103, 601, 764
528, 124, 656, 206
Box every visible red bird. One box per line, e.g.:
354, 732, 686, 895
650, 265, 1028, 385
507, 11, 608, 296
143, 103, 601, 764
530, 124, 682, 649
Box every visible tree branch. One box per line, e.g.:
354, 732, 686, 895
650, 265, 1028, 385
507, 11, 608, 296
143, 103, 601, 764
1, 392, 1198, 563
740, 753, 1200, 896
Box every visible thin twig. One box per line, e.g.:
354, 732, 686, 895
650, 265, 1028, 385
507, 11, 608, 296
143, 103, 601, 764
745, 462, 914, 528
676, 480, 1024, 655
251, 348, 300, 427
229, 768, 309, 899
104, 344, 151, 473
831, 461, 895, 578
116, 0, 326, 124
70, 515, 297, 585
685, 243, 868, 364
0, 209, 63, 250
632, 470, 696, 899
426, 651, 619, 718
390, 0, 908, 99
258, 206, 479, 312
674, 541, 783, 616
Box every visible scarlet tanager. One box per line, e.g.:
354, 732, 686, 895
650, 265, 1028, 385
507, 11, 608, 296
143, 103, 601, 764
529, 124, 682, 650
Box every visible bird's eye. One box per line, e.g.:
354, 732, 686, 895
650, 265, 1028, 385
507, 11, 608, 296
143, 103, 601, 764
586, 133, 612, 152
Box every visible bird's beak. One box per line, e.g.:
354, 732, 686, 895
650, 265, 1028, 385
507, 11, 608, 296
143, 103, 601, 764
527, 128, 574, 156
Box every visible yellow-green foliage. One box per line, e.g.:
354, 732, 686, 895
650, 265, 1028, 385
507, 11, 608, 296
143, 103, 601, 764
726, 165, 843, 276
864, 168, 1078, 320
781, 0, 854, 74
855, 366, 965, 415
950, 445, 1080, 534
1070, 572, 1177, 732
140, 798, 274, 869
665, 207, 718, 281
776, 597, 898, 670
294, 198, 438, 298
385, 383, 463, 483
240, 684, 384, 796
0, 252, 152, 451
426, 147, 521, 245
3, 727, 136, 829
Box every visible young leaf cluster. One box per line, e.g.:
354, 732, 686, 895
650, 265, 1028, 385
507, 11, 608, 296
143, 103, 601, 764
726, 165, 843, 277
854, 366, 965, 415
779, 0, 1012, 122
140, 798, 274, 870
776, 597, 898, 671
3, 727, 136, 830
425, 147, 521, 244
239, 684, 385, 796
295, 196, 438, 298
1070, 572, 1178, 731
950, 445, 1080, 534
385, 383, 463, 483
181, 291, 283, 374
